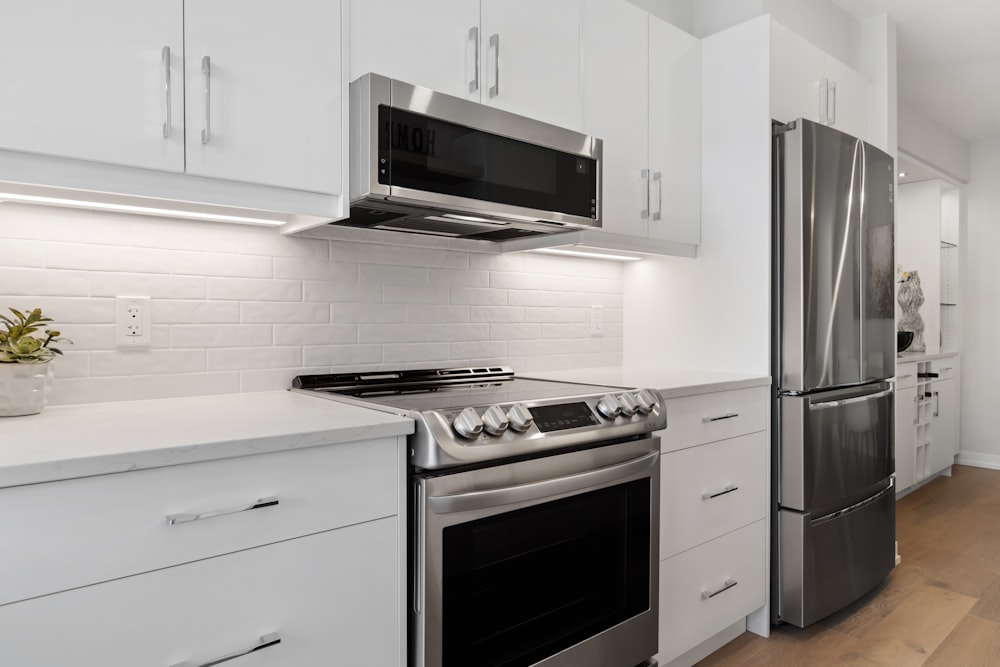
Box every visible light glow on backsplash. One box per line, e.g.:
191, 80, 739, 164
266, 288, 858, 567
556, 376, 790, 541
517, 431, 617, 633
0, 204, 624, 405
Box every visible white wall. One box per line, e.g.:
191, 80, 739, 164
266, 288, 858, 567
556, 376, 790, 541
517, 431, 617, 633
898, 103, 971, 183
628, 0, 696, 33
624, 17, 771, 375
0, 204, 624, 405
958, 140, 1000, 463
763, 0, 860, 69
895, 181, 942, 355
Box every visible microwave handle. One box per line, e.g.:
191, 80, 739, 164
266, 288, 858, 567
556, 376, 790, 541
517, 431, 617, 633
428, 450, 658, 514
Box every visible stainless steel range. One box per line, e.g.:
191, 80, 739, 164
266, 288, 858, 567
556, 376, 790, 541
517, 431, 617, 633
293, 367, 665, 667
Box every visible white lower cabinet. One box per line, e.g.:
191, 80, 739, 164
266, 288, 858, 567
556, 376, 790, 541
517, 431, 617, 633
0, 517, 397, 667
656, 385, 770, 666
658, 520, 767, 663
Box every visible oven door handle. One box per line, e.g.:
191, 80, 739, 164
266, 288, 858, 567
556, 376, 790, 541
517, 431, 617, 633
428, 450, 659, 514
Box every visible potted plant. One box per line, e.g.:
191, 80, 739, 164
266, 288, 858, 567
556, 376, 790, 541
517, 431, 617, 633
0, 307, 70, 416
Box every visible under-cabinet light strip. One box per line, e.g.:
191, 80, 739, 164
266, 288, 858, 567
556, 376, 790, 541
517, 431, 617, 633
528, 247, 643, 261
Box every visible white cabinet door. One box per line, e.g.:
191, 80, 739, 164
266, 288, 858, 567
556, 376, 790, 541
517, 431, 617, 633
581, 0, 649, 238
930, 378, 959, 473
480, 0, 581, 130
823, 55, 871, 143
0, 519, 398, 667
894, 384, 917, 493
770, 22, 825, 126
350, 0, 480, 99
184, 0, 342, 193
0, 1, 184, 172
648, 18, 701, 245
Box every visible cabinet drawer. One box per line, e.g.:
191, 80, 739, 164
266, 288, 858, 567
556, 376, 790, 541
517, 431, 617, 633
0, 518, 399, 667
0, 437, 399, 606
657, 520, 766, 664
659, 386, 767, 453
895, 362, 918, 389
660, 432, 767, 558
934, 361, 958, 380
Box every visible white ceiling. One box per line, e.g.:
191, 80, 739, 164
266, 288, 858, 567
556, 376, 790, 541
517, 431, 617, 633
831, 0, 1000, 144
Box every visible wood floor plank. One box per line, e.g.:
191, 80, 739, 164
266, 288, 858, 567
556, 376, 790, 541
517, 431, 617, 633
819, 565, 926, 638
829, 585, 976, 666
922, 615, 1000, 667
970, 576, 1000, 623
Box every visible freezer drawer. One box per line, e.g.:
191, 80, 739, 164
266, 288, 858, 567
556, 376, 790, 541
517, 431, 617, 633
779, 382, 893, 512
778, 481, 895, 628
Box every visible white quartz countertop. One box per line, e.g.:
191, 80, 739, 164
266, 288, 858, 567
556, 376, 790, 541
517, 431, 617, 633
529, 366, 770, 399
0, 391, 413, 488
897, 351, 961, 363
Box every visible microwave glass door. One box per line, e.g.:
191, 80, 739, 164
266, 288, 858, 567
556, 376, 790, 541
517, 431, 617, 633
379, 106, 597, 219
439, 478, 651, 667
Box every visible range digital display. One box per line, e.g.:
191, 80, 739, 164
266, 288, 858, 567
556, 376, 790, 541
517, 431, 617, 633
528, 402, 600, 432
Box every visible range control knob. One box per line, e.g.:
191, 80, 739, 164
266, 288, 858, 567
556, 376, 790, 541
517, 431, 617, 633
634, 389, 658, 414
618, 392, 639, 416
482, 405, 510, 436
507, 403, 534, 432
452, 407, 484, 439
596, 394, 623, 420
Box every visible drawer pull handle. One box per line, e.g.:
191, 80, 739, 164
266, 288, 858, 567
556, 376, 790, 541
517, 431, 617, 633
897, 374, 913, 379
170, 632, 281, 667
166, 496, 279, 525
703, 412, 739, 423
702, 485, 739, 500
940, 367, 953, 372
701, 578, 738, 600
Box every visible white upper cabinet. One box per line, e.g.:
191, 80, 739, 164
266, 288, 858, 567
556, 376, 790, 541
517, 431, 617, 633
582, 0, 700, 245
770, 22, 871, 142
351, 0, 582, 130
0, 1, 184, 172
184, 0, 342, 193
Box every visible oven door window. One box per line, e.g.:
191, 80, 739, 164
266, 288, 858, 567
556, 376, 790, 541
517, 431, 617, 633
441, 478, 650, 667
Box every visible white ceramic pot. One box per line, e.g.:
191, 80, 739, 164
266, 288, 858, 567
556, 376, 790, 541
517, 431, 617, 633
0, 361, 54, 417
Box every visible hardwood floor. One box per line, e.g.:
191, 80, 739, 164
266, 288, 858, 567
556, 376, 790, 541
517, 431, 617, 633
697, 465, 1000, 666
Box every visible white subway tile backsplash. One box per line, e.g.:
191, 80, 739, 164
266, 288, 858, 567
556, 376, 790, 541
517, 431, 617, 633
90, 272, 206, 299
303, 344, 382, 367
91, 349, 206, 376
171, 324, 273, 348
207, 277, 301, 302
154, 300, 241, 324
471, 306, 525, 323
405, 305, 470, 324
130, 372, 241, 401
241, 302, 329, 324
0, 267, 90, 296
274, 256, 357, 281
2, 207, 624, 405
274, 324, 357, 346
171, 251, 273, 278
0, 239, 44, 267
207, 347, 302, 371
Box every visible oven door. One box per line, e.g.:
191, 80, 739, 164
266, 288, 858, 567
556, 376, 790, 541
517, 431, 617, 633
414, 437, 659, 667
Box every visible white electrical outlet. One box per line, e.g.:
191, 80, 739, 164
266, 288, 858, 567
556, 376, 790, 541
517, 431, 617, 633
116, 296, 151, 347
590, 305, 604, 337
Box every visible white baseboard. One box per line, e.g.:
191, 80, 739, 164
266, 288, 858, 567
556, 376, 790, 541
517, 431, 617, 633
956, 450, 1000, 470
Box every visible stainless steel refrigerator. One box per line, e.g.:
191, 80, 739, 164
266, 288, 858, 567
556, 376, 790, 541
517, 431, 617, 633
771, 118, 896, 628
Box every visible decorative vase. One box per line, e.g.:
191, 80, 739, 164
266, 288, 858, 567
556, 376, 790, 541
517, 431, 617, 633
0, 361, 54, 417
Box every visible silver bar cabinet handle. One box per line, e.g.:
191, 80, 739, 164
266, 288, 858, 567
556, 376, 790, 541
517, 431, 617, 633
161, 46, 172, 138
170, 632, 281, 667
940, 367, 953, 372
640, 169, 650, 219
702, 412, 739, 423
166, 496, 278, 525
818, 78, 829, 124
201, 55, 212, 144
469, 26, 480, 93
828, 80, 837, 125
652, 171, 663, 221
702, 484, 739, 500
702, 579, 738, 600
897, 374, 913, 379
934, 391, 940, 417
488, 33, 500, 98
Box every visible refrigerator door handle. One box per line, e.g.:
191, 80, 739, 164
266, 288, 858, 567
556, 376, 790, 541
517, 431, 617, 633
810, 478, 895, 526
809, 388, 893, 410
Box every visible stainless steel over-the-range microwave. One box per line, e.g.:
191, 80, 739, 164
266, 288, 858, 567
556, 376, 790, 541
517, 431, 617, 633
339, 73, 602, 241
